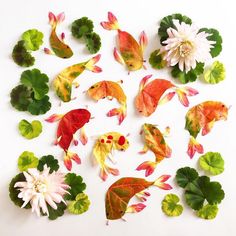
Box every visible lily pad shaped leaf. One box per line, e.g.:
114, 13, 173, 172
149, 49, 166, 69
199, 152, 224, 175
204, 61, 225, 84
176, 167, 199, 188
27, 95, 51, 115
37, 155, 59, 173
20, 69, 49, 100
22, 29, 44, 51
18, 151, 39, 172
68, 193, 90, 214
18, 119, 42, 139
162, 194, 183, 217
185, 176, 225, 210
47, 202, 67, 220
197, 204, 218, 220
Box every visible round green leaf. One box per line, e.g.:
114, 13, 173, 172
68, 193, 90, 214
18, 119, 42, 139
20, 69, 49, 100
85, 32, 101, 54
71, 17, 94, 39
9, 173, 31, 209
197, 204, 218, 220
176, 167, 199, 188
18, 151, 39, 171
22, 29, 44, 51
37, 155, 59, 173
162, 194, 183, 217
204, 61, 225, 84
27, 95, 51, 115
149, 49, 166, 69
199, 152, 224, 175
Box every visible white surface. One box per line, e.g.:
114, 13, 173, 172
0, 0, 235, 235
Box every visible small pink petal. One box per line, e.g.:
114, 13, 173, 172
108, 12, 118, 24
100, 168, 108, 181
48, 12, 56, 25
176, 89, 189, 107
139, 75, 152, 91
64, 157, 72, 171
57, 12, 65, 23
107, 166, 119, 176
44, 47, 53, 55
71, 153, 81, 165
126, 203, 146, 213
100, 22, 113, 30
139, 31, 148, 52
61, 32, 65, 41
79, 127, 88, 145
182, 86, 199, 96
113, 48, 125, 65
92, 66, 102, 73
45, 114, 63, 123
158, 91, 176, 105
136, 161, 157, 177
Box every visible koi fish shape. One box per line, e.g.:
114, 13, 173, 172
136, 123, 172, 177
135, 75, 198, 117
53, 54, 102, 102
45, 12, 73, 58
105, 175, 172, 220
185, 101, 228, 158
92, 132, 129, 181
101, 12, 148, 71
87, 80, 127, 125
45, 109, 91, 170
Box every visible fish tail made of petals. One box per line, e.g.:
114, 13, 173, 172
100, 12, 120, 30
187, 136, 204, 159
85, 54, 102, 73
136, 161, 157, 177
153, 175, 172, 190
126, 203, 146, 213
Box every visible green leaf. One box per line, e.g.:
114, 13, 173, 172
199, 152, 224, 175
149, 49, 166, 69
18, 119, 42, 139
27, 95, 51, 115
9, 173, 31, 209
71, 17, 94, 39
185, 176, 225, 210
197, 204, 218, 220
10, 85, 33, 111
158, 13, 192, 44
22, 29, 44, 51
85, 32, 101, 54
199, 28, 222, 57
64, 173, 86, 201
18, 151, 39, 171
171, 62, 204, 84
176, 167, 199, 188
20, 69, 49, 100
37, 155, 59, 173
204, 61, 225, 84
68, 193, 90, 214
47, 202, 66, 220
162, 194, 183, 217
12, 40, 35, 67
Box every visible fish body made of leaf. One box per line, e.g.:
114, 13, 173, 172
101, 12, 147, 71
136, 123, 172, 177
93, 132, 129, 181
87, 80, 127, 124
47, 12, 73, 58
53, 54, 102, 102
135, 75, 198, 117
46, 109, 91, 170
105, 176, 172, 220
185, 101, 228, 158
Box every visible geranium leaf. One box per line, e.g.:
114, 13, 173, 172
10, 85, 33, 111
171, 62, 204, 84
199, 28, 222, 57
185, 176, 225, 210
37, 155, 59, 173
27, 95, 51, 115
67, 193, 90, 214
18, 119, 42, 139
85, 32, 101, 54
176, 167, 199, 188
12, 40, 35, 67
199, 152, 224, 175
9, 173, 31, 209
64, 173, 86, 200
204, 61, 225, 84
158, 13, 192, 44
20, 69, 49, 100
47, 202, 66, 220
22, 29, 44, 51
162, 194, 183, 217
18, 151, 39, 171
149, 49, 166, 69
71, 17, 94, 39
197, 204, 218, 220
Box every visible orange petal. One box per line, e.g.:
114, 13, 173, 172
113, 48, 125, 65
64, 156, 72, 171
107, 166, 119, 176
100, 168, 108, 181
80, 127, 88, 145
139, 75, 152, 91
100, 22, 113, 30
71, 153, 81, 165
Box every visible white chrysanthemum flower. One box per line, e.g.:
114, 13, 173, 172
162, 20, 215, 72
14, 165, 69, 217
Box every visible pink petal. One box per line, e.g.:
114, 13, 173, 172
126, 203, 146, 213
158, 91, 176, 105
113, 47, 125, 65
45, 114, 63, 123
139, 75, 152, 91
57, 12, 65, 23
139, 31, 148, 52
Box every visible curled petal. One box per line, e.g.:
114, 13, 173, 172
57, 12, 65, 23
44, 48, 54, 55
182, 86, 199, 96
100, 22, 113, 30
154, 175, 172, 190
113, 48, 125, 65
139, 75, 152, 91
45, 114, 63, 123
176, 89, 189, 107
126, 203, 146, 213
100, 168, 108, 181
139, 31, 148, 53
108, 12, 118, 24
106, 166, 119, 176
48, 12, 56, 25
64, 157, 72, 171
187, 136, 204, 159
158, 91, 176, 105
80, 127, 88, 145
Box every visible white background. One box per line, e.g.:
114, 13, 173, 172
0, 0, 235, 235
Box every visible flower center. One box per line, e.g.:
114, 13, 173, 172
179, 41, 193, 57
33, 180, 47, 193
